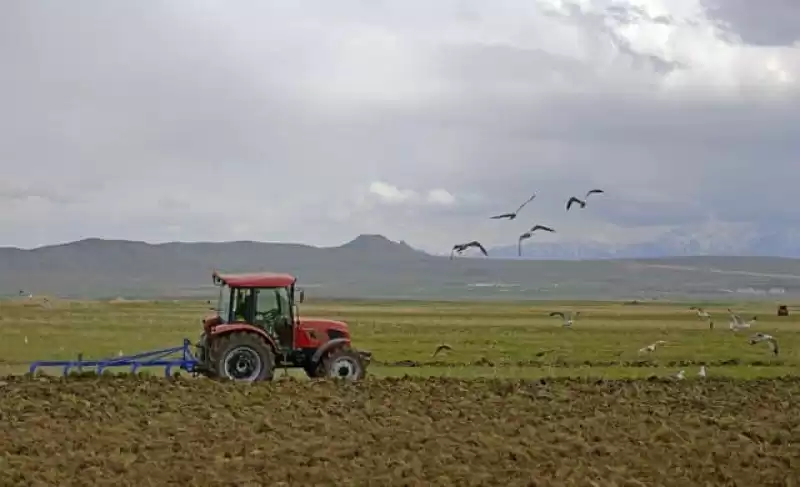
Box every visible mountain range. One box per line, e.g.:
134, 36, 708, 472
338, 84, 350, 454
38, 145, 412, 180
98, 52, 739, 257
491, 221, 800, 260
2, 234, 800, 301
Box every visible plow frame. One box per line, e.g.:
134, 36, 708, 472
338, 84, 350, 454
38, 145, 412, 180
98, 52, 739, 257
28, 339, 200, 378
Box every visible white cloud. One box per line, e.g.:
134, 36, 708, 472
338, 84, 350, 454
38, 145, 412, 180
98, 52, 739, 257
368, 181, 456, 207
368, 181, 417, 204
426, 188, 456, 205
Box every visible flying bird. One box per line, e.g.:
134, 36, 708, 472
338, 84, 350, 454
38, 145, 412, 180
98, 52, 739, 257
490, 193, 536, 220
566, 196, 586, 211
689, 307, 714, 329
638, 340, 666, 354
727, 309, 757, 331
566, 189, 604, 211
432, 344, 452, 357
748, 332, 778, 356
549, 311, 580, 327
518, 226, 555, 256
450, 241, 488, 259
518, 232, 532, 256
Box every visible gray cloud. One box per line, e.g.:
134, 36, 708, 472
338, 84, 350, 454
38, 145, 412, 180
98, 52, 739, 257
701, 0, 800, 46
0, 0, 798, 255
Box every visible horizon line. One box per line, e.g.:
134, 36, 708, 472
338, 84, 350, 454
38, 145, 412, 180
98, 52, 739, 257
1, 236, 798, 261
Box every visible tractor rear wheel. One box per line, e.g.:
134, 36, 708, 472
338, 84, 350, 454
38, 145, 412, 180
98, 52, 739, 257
213, 332, 275, 382
322, 347, 367, 381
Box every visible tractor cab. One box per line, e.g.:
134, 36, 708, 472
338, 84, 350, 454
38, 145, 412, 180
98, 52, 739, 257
210, 271, 303, 351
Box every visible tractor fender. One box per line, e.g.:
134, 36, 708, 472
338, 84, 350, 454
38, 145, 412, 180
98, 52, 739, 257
209, 324, 279, 353
311, 338, 351, 364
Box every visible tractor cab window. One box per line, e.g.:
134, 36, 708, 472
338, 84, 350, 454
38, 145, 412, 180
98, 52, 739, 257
276, 287, 291, 318
232, 288, 256, 323
216, 284, 233, 323
256, 288, 279, 315
254, 287, 293, 348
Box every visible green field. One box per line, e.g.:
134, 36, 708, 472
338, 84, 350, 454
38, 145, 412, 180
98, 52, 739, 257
1, 297, 796, 379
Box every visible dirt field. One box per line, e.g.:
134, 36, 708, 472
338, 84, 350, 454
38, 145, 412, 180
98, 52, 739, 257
1, 375, 798, 486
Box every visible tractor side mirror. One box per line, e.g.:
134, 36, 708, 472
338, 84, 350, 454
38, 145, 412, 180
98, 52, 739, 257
298, 289, 305, 303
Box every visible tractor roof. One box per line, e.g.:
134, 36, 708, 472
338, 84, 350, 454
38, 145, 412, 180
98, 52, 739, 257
213, 271, 296, 288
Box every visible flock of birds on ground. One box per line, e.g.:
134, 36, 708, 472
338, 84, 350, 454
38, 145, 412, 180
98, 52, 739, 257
450, 188, 605, 258
432, 306, 781, 380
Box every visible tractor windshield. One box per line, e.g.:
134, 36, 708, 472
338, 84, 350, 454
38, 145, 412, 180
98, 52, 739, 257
216, 283, 232, 323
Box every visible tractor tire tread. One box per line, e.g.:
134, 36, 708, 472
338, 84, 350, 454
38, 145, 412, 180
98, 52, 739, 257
321, 346, 367, 380
212, 331, 276, 382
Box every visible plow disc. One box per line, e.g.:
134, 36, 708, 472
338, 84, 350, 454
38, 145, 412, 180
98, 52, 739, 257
28, 339, 200, 378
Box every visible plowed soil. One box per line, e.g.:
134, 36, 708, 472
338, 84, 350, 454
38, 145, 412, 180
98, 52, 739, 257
1, 375, 799, 486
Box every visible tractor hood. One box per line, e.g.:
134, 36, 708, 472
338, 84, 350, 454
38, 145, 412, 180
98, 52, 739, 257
298, 317, 351, 337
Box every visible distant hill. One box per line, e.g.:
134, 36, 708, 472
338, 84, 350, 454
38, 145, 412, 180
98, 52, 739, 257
2, 235, 800, 301
490, 222, 800, 260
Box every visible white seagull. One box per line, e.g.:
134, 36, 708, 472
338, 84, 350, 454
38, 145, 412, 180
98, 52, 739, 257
698, 365, 707, 378
748, 332, 779, 356
638, 340, 667, 354
676, 369, 686, 380
690, 306, 714, 329
549, 311, 580, 327
728, 309, 757, 332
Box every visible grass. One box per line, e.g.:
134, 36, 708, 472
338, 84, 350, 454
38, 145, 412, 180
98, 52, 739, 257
0, 296, 796, 379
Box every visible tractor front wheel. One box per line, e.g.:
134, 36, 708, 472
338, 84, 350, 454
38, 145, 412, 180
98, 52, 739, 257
322, 347, 367, 381
214, 332, 275, 382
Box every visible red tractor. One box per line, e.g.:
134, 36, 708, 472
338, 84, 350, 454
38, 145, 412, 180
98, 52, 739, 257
194, 271, 371, 382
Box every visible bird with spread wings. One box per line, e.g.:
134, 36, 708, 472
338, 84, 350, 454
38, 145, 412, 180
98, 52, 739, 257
749, 332, 778, 356
450, 240, 488, 259
518, 225, 555, 256
728, 308, 757, 331
689, 306, 714, 329
490, 193, 536, 220
566, 189, 604, 211
549, 310, 579, 327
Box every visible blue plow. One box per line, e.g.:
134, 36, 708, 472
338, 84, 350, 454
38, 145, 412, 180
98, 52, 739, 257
28, 338, 200, 378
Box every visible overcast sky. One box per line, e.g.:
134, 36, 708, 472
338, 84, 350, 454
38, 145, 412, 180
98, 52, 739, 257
1, 0, 798, 253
